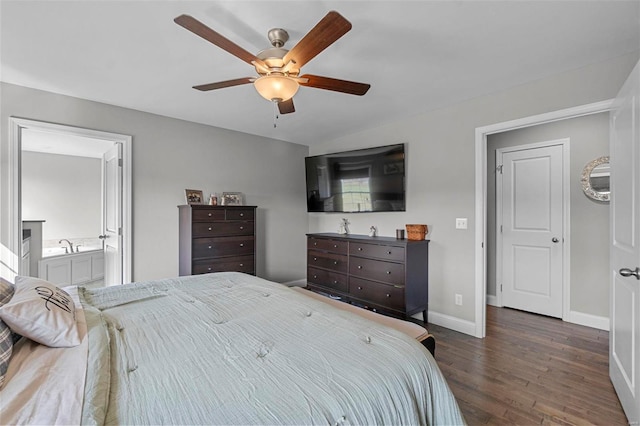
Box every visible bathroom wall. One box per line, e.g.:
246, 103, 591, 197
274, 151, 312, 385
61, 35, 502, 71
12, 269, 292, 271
21, 151, 102, 248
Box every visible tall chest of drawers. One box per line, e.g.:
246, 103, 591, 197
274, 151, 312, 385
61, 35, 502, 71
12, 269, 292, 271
179, 205, 256, 276
307, 233, 429, 321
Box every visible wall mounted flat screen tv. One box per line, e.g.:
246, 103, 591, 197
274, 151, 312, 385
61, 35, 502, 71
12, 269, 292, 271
305, 144, 405, 213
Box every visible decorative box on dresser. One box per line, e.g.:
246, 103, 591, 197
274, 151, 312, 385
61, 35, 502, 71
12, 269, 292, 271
179, 205, 256, 276
306, 233, 429, 322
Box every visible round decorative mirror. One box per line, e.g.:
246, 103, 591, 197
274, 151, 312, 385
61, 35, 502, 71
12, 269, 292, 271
581, 156, 610, 202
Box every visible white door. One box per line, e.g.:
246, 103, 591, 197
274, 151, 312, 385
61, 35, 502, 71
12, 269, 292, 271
498, 143, 565, 318
102, 143, 123, 286
610, 60, 640, 424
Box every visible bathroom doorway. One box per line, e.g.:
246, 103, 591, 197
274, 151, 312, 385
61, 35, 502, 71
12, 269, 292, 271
8, 117, 132, 285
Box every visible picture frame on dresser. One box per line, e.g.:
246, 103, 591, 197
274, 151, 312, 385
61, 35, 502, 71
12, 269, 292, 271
185, 189, 204, 205
221, 192, 244, 206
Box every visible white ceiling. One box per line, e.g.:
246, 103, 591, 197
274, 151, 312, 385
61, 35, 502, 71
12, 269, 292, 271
1, 1, 639, 147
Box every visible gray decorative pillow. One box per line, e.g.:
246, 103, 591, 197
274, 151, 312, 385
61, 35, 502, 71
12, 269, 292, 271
0, 276, 80, 348
0, 278, 15, 388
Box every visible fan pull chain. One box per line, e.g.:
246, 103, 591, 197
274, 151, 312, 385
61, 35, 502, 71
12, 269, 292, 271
273, 101, 280, 128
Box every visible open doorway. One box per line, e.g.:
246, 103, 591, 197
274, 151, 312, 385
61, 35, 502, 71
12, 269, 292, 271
7, 117, 132, 285
474, 100, 613, 338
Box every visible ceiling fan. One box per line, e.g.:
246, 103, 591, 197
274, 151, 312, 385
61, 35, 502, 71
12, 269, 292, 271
174, 11, 370, 115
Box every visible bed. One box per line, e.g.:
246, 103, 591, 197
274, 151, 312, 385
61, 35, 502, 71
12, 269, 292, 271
0, 272, 464, 425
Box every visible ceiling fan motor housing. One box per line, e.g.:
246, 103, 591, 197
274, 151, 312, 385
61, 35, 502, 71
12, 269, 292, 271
267, 28, 289, 48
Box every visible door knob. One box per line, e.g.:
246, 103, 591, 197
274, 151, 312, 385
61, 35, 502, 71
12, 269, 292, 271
551, 237, 559, 243
619, 267, 640, 280
98, 234, 108, 239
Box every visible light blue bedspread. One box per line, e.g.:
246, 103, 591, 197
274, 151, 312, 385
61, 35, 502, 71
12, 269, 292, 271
79, 272, 465, 425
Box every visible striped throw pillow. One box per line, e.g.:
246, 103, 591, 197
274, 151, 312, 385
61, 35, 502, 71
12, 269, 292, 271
0, 279, 15, 388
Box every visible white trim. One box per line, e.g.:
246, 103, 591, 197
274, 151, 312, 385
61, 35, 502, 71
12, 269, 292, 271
566, 310, 610, 331
474, 99, 614, 338
7, 117, 133, 284
495, 139, 571, 321
427, 310, 477, 336
486, 294, 499, 307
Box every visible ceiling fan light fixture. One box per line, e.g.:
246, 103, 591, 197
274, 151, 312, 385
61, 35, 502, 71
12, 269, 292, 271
254, 74, 299, 102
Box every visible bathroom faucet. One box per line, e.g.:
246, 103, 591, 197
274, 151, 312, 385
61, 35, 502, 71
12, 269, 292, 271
59, 239, 73, 254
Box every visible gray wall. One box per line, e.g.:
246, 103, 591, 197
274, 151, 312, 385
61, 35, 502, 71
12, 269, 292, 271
1, 83, 309, 283
487, 113, 610, 318
22, 151, 102, 243
310, 52, 638, 325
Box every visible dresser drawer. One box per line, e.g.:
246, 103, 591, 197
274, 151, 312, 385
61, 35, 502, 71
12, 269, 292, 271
307, 237, 348, 254
226, 209, 255, 221
193, 209, 226, 222
349, 277, 404, 311
349, 257, 405, 285
192, 255, 254, 274
193, 236, 254, 259
307, 267, 348, 293
192, 221, 254, 237
308, 250, 348, 273
349, 242, 405, 262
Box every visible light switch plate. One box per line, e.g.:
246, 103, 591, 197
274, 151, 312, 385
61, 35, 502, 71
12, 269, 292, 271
456, 218, 468, 229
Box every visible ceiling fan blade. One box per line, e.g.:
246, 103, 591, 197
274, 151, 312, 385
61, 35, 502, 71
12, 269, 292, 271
299, 74, 370, 96
283, 11, 352, 69
278, 98, 295, 114
193, 77, 254, 91
174, 14, 268, 69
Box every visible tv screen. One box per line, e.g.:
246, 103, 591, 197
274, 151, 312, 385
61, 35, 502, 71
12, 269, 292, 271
305, 144, 405, 213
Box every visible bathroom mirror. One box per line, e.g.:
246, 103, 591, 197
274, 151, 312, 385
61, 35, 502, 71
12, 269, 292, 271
581, 156, 610, 202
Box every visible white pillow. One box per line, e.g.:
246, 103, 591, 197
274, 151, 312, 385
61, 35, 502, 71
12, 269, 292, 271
0, 277, 80, 348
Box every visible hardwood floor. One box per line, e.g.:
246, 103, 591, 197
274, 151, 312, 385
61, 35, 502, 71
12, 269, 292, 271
427, 305, 628, 425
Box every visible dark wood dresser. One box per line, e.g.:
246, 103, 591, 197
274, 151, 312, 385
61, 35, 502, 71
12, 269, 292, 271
306, 233, 429, 322
178, 205, 256, 276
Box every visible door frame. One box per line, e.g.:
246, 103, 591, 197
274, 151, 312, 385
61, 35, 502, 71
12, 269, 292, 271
474, 99, 613, 338
7, 117, 132, 284
495, 139, 570, 318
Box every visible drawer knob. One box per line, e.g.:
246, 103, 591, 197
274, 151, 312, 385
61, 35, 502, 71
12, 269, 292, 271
208, 246, 212, 249
333, 280, 338, 284
208, 267, 212, 271
239, 226, 244, 230
333, 244, 337, 248
386, 293, 391, 297
314, 242, 318, 246
240, 243, 244, 247
239, 263, 244, 267
313, 275, 317, 279
357, 265, 362, 269
208, 213, 212, 217
387, 251, 392, 254
357, 286, 362, 290
386, 271, 391, 275
333, 261, 338, 265
313, 257, 317, 261
208, 227, 212, 231
358, 247, 363, 251
240, 213, 244, 217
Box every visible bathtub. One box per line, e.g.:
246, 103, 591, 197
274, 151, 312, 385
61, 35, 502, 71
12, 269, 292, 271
42, 245, 102, 257
39, 249, 104, 286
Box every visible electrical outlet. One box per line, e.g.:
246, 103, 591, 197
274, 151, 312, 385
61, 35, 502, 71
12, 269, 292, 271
456, 218, 468, 229
455, 294, 463, 306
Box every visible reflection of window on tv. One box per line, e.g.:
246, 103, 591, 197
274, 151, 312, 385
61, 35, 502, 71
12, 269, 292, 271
305, 143, 406, 213
340, 178, 372, 212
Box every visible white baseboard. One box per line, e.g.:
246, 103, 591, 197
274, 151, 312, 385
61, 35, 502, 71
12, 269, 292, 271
486, 294, 499, 307
425, 310, 477, 336
282, 278, 307, 287
565, 310, 609, 331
